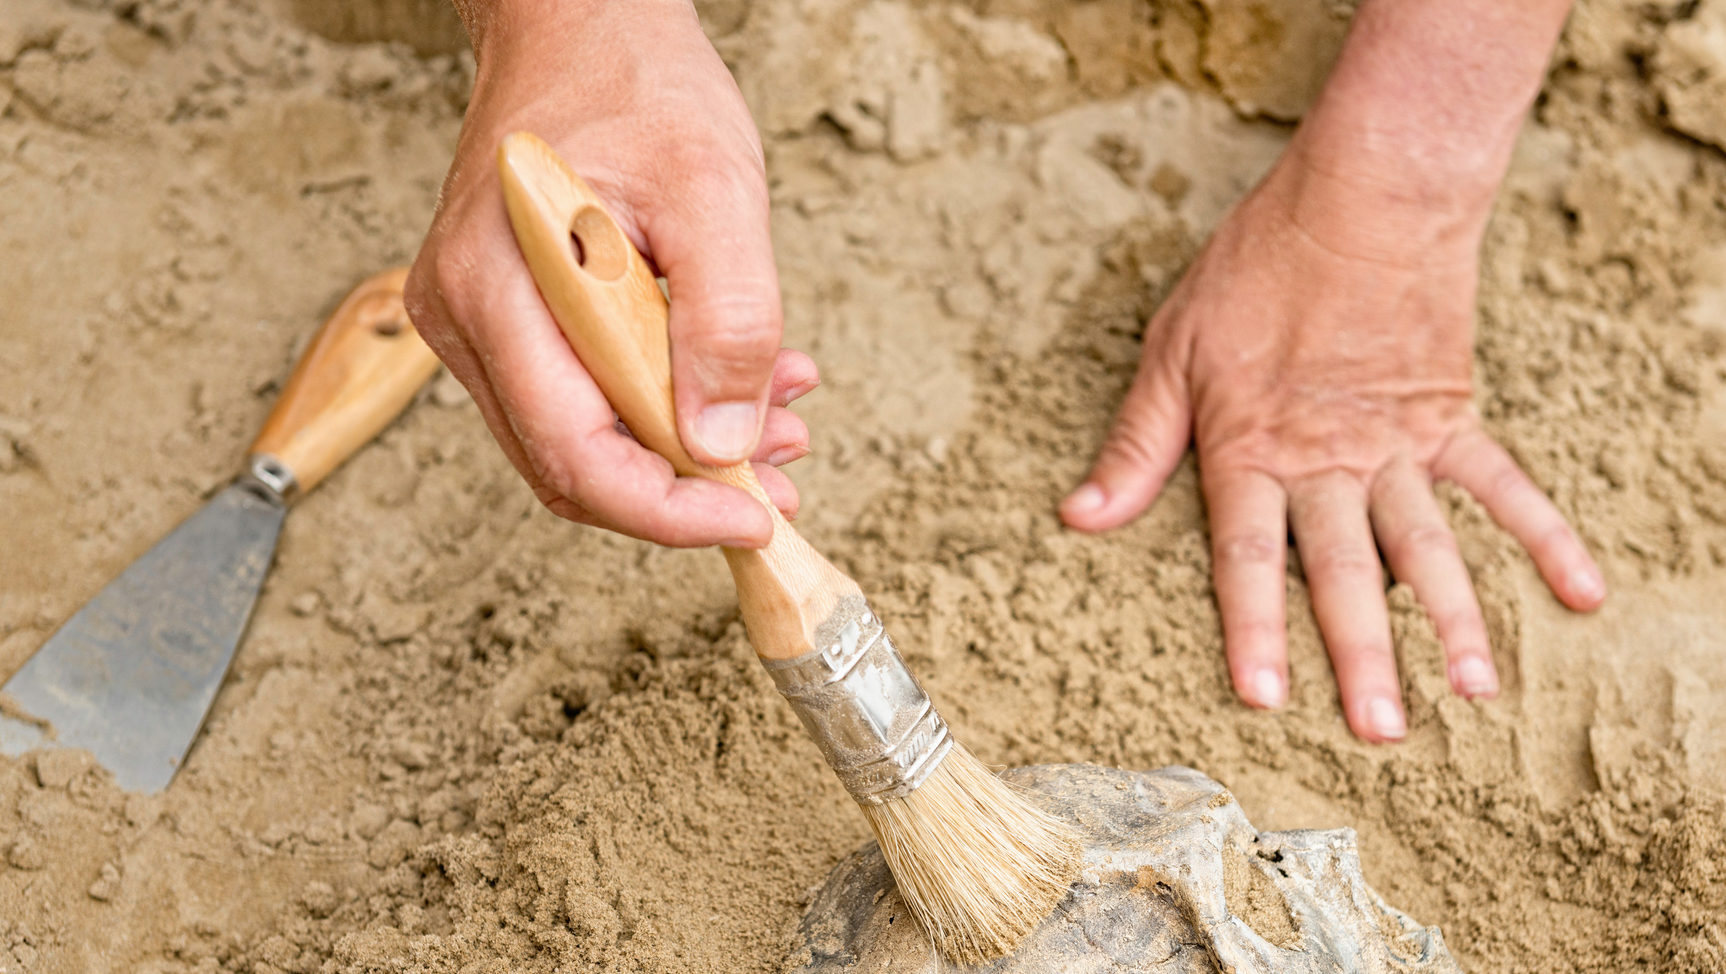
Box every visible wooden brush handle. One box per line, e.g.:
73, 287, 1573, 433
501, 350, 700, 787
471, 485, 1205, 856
249, 267, 441, 494
498, 131, 857, 660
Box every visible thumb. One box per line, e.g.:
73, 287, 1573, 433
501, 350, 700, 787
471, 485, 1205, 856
1062, 356, 1193, 532
652, 170, 784, 467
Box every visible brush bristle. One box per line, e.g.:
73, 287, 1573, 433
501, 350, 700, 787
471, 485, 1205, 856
860, 745, 1080, 964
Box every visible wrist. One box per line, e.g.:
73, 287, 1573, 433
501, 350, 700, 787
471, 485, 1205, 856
1256, 0, 1573, 265
1265, 125, 1501, 266
454, 0, 704, 164
1287, 67, 1521, 223
460, 0, 696, 69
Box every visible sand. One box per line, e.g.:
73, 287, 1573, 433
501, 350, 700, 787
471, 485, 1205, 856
1, 0, 1723, 971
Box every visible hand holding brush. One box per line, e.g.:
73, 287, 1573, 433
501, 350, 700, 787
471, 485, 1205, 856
497, 131, 1079, 964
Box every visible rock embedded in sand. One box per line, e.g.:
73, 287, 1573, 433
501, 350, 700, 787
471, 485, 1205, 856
1654, 2, 1726, 151
389, 738, 433, 770
301, 881, 338, 919
87, 862, 121, 902
32, 750, 89, 790
288, 592, 321, 617
349, 802, 391, 841
6, 836, 45, 871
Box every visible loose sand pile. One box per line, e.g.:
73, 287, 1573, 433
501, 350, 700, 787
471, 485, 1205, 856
2, 0, 1725, 972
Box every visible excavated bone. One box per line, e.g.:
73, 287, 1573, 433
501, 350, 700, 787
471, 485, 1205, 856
786, 764, 1462, 973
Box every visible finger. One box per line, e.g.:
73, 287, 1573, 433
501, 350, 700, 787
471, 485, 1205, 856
755, 406, 810, 466
1062, 354, 1192, 532
1201, 466, 1290, 709
1436, 429, 1605, 611
651, 164, 783, 467
415, 317, 607, 528
753, 462, 800, 520
449, 244, 775, 547
1289, 473, 1406, 742
1369, 462, 1497, 699
770, 348, 820, 407
405, 269, 546, 498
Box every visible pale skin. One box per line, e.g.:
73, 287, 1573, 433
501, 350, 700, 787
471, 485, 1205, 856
410, 0, 1605, 742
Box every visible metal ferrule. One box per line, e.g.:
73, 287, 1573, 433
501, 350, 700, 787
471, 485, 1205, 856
764, 596, 953, 806
238, 453, 297, 507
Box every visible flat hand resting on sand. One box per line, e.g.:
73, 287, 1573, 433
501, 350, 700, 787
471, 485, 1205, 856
1062, 0, 1605, 741
406, 0, 812, 547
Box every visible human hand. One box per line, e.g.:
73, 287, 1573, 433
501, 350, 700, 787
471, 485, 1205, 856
1060, 148, 1606, 742
407, 0, 811, 547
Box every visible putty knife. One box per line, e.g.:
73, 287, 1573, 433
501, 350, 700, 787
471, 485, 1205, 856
0, 268, 440, 792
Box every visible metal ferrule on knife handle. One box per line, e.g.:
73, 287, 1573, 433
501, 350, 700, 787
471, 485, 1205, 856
239, 454, 298, 506
763, 596, 954, 805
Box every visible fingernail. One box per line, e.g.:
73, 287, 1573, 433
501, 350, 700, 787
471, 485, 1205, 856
1365, 697, 1406, 741
1247, 668, 1287, 709
1062, 483, 1106, 517
766, 444, 810, 467
1569, 567, 1605, 604
695, 402, 760, 463
1452, 656, 1498, 698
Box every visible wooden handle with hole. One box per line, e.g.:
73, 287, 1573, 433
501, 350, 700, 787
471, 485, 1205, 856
498, 131, 857, 660
249, 267, 441, 494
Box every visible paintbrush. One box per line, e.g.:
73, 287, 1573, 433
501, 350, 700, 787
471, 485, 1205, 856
497, 132, 1079, 963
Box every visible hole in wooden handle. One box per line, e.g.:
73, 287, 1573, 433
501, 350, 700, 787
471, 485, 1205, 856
569, 204, 630, 282
357, 290, 407, 336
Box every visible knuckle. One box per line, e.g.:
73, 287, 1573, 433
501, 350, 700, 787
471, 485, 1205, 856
1226, 616, 1284, 650
1214, 532, 1283, 569
412, 245, 486, 337
535, 490, 592, 527
530, 480, 580, 518
1397, 524, 1458, 559
1303, 544, 1381, 579
684, 299, 782, 367
429, 242, 477, 296
660, 141, 766, 203
1487, 462, 1534, 505
1332, 639, 1396, 667
528, 450, 587, 511
661, 138, 726, 175
1100, 413, 1172, 472
404, 257, 451, 332
402, 262, 434, 319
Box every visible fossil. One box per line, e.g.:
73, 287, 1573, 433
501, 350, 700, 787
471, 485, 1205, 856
787, 764, 1462, 974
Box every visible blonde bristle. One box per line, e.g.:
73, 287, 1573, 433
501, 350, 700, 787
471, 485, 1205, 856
860, 745, 1080, 965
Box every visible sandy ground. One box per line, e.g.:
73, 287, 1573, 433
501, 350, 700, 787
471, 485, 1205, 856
2, 0, 1725, 971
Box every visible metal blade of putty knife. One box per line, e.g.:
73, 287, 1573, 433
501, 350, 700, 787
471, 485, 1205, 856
0, 480, 287, 792
0, 267, 441, 792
